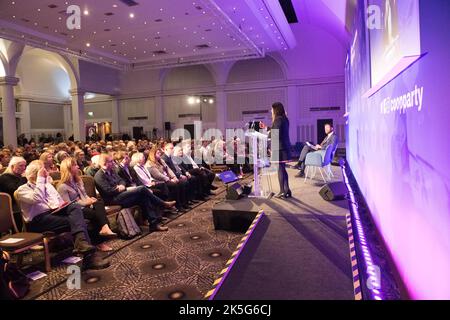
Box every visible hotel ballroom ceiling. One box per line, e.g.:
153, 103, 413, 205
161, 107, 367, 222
0, 0, 299, 70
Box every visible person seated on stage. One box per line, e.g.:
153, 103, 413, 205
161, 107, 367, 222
57, 157, 116, 252
162, 143, 201, 203
16, 160, 109, 269
146, 146, 188, 212
294, 123, 338, 177
84, 154, 101, 177
0, 156, 28, 230
129, 152, 170, 201
94, 154, 173, 232
39, 151, 59, 173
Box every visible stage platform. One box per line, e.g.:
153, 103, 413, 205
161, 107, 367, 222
210, 165, 355, 300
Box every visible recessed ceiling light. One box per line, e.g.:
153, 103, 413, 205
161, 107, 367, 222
84, 9, 89, 16
37, 8, 41, 12
86, 43, 91, 47
129, 13, 134, 18
113, 4, 118, 8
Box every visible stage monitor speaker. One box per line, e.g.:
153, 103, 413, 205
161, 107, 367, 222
319, 182, 348, 201
164, 122, 171, 130
226, 183, 244, 200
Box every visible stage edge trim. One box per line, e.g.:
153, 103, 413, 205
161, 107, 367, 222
346, 213, 363, 300
204, 210, 265, 300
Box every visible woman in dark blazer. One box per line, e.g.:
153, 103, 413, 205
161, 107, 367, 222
269, 102, 292, 198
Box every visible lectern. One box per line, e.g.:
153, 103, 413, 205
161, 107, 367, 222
245, 129, 271, 198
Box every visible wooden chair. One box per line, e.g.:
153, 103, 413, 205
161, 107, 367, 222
80, 175, 121, 216
0, 193, 51, 272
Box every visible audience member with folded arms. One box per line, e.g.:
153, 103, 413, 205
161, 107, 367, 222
57, 157, 116, 252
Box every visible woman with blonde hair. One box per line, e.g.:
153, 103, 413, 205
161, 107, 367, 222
57, 157, 116, 251
146, 146, 187, 212
39, 152, 59, 173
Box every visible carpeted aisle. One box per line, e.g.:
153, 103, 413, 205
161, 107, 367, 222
22, 175, 254, 300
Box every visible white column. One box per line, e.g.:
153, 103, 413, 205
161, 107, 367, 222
19, 100, 31, 140
70, 88, 86, 142
154, 95, 164, 136
0, 76, 19, 149
63, 104, 73, 139
215, 88, 227, 136
287, 85, 299, 144
111, 97, 120, 136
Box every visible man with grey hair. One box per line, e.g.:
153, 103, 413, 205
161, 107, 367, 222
0, 156, 27, 230
16, 160, 109, 269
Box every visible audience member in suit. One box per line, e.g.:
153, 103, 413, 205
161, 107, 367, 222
0, 156, 27, 230
129, 152, 169, 200
180, 142, 217, 194
94, 154, 174, 232
294, 123, 338, 177
146, 146, 188, 212
16, 160, 109, 269
162, 143, 200, 202
57, 157, 116, 252
172, 145, 206, 200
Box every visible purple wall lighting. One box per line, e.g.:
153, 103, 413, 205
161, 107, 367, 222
346, 0, 450, 299
342, 164, 382, 300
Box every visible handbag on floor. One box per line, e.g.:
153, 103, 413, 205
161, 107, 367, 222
0, 249, 30, 300
116, 208, 142, 239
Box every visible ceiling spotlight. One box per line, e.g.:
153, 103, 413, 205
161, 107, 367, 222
196, 98, 201, 103
187, 97, 195, 105
86, 43, 91, 47
208, 98, 214, 104
84, 9, 89, 16
113, 4, 118, 8
129, 13, 134, 18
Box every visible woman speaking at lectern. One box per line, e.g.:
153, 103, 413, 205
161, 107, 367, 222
262, 102, 292, 199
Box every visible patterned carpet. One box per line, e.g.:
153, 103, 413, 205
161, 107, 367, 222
20, 174, 253, 300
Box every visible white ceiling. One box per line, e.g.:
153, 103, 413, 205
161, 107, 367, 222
0, 0, 297, 70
